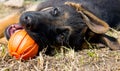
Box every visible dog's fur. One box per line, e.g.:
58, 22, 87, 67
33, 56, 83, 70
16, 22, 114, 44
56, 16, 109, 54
1, 0, 120, 54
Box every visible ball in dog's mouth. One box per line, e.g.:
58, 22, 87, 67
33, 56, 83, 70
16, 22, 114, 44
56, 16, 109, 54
5, 24, 23, 40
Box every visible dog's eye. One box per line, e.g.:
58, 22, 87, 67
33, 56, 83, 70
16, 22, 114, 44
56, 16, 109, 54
50, 8, 60, 16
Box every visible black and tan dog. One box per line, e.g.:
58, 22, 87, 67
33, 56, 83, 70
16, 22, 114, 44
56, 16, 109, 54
1, 0, 120, 54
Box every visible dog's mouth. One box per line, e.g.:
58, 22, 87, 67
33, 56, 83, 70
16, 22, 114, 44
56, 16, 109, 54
5, 23, 23, 40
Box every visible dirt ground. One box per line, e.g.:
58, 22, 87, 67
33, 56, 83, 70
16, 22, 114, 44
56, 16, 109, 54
0, 0, 120, 71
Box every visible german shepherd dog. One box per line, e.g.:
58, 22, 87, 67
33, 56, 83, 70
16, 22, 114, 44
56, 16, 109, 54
2, 0, 120, 54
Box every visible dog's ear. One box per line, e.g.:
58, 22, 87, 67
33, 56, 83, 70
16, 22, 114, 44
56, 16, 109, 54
65, 2, 109, 34
79, 11, 109, 34
102, 34, 120, 50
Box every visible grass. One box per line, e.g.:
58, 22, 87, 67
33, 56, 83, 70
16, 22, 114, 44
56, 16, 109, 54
0, 1, 120, 71
0, 47, 120, 71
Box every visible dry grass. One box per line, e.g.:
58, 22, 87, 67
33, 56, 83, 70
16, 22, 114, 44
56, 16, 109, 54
0, 1, 120, 71
0, 45, 120, 71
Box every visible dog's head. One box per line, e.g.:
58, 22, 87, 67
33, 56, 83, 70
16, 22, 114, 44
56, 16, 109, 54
19, 2, 109, 48
5, 0, 120, 53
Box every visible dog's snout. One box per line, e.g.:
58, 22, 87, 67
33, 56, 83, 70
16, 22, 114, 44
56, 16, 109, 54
23, 15, 32, 29
20, 12, 34, 29
22, 14, 33, 25
23, 15, 32, 24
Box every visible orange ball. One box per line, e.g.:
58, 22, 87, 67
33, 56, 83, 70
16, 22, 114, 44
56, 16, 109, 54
8, 30, 39, 60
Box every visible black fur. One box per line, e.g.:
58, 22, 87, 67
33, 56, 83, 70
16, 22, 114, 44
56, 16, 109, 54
7, 0, 120, 54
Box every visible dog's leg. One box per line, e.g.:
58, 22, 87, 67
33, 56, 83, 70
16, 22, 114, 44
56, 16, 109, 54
0, 12, 20, 38
0, 12, 20, 44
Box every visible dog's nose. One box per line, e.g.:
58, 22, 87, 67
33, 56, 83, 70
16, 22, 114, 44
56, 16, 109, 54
23, 15, 32, 28
20, 13, 33, 29
23, 15, 32, 24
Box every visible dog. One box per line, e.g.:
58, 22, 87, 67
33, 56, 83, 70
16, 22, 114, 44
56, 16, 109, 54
2, 0, 120, 54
